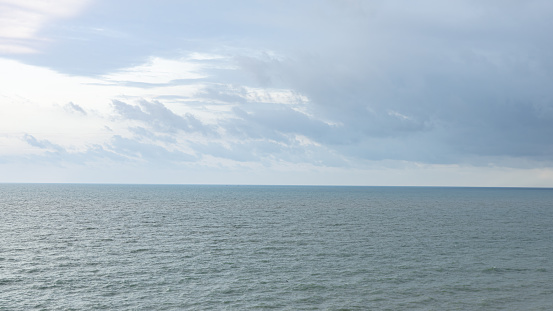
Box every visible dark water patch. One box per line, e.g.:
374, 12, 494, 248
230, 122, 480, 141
481, 266, 533, 274
129, 248, 150, 254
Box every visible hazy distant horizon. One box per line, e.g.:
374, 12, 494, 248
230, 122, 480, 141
2, 182, 552, 190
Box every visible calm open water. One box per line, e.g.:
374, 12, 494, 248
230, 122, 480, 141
1, 184, 552, 310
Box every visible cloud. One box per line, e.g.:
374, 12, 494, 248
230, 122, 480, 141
112, 99, 216, 135
103, 56, 207, 84
128, 126, 177, 144
109, 135, 196, 164
0, 0, 90, 53
223, 104, 338, 144
23, 134, 64, 152
64, 101, 87, 115
212, 1, 553, 166
20, 133, 125, 164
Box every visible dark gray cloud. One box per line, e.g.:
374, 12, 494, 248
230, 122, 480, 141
201, 1, 553, 166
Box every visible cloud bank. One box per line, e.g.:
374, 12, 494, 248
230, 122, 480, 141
1, 0, 553, 186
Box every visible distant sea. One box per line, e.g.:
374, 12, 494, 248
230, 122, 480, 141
1, 184, 552, 310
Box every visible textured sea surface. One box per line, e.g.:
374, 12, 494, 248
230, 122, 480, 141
1, 184, 552, 310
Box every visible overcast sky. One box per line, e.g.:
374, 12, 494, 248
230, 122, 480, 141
1, 0, 553, 186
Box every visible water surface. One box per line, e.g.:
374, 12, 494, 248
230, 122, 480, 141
1, 185, 552, 310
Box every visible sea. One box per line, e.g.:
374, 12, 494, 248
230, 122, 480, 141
1, 184, 552, 310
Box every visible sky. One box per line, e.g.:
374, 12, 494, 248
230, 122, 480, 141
1, 0, 553, 186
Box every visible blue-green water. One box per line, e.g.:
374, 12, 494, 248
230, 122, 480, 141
1, 184, 552, 310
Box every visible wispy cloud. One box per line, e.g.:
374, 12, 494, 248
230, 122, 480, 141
103, 57, 208, 85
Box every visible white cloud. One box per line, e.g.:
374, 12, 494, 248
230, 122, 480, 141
0, 53, 320, 166
103, 56, 207, 84
387, 110, 412, 121
0, 0, 90, 53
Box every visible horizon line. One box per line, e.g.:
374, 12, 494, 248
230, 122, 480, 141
1, 182, 552, 189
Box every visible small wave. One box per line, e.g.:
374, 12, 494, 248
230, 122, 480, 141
292, 283, 327, 291
482, 267, 531, 274
130, 248, 150, 253
0, 277, 23, 285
